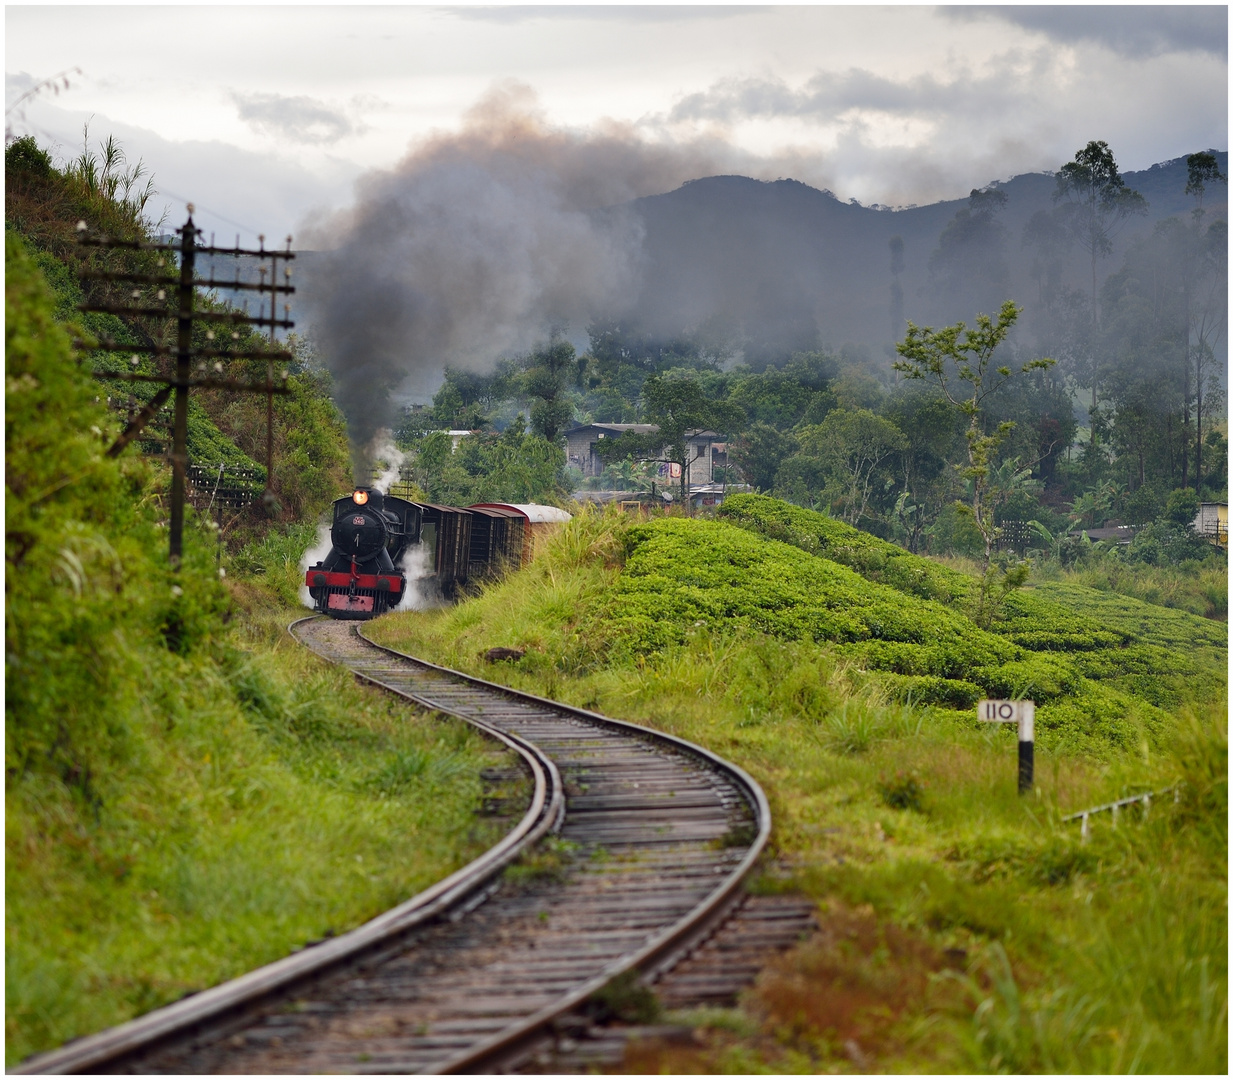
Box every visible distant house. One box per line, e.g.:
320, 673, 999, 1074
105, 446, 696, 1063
1192, 502, 1228, 546
563, 423, 724, 486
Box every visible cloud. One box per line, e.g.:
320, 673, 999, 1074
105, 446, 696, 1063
6, 70, 37, 100
668, 61, 1042, 126
657, 35, 1226, 205
947, 5, 1228, 59
232, 91, 355, 144
448, 5, 760, 24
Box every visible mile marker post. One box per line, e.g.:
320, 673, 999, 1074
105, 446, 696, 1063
978, 699, 1035, 794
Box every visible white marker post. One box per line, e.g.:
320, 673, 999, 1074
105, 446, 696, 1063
978, 699, 1035, 794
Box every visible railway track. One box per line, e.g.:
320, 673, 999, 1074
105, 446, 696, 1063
19, 616, 771, 1074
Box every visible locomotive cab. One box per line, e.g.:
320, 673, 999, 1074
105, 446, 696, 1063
305, 488, 422, 619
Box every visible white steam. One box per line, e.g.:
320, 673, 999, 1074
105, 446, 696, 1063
394, 542, 444, 611
368, 428, 405, 493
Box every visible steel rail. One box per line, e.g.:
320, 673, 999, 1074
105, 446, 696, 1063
16, 615, 771, 1075
13, 617, 563, 1076
349, 623, 772, 1074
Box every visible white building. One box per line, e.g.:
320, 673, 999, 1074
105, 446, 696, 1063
563, 423, 726, 487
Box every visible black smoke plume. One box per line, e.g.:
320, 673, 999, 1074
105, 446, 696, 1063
301, 82, 773, 480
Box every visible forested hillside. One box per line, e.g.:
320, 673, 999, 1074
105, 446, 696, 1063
623, 151, 1228, 363
4, 135, 350, 533
385, 147, 1227, 572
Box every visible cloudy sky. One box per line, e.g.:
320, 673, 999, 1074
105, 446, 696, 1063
6, 5, 1228, 244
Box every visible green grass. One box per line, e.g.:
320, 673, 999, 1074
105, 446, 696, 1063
1047, 557, 1228, 621
5, 592, 524, 1066
5, 233, 525, 1066
367, 503, 1227, 1074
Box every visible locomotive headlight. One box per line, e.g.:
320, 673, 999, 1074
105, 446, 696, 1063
353, 490, 369, 506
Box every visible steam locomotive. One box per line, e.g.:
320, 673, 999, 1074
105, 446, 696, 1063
305, 488, 547, 619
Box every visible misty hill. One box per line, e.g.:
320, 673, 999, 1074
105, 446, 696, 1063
624, 151, 1228, 366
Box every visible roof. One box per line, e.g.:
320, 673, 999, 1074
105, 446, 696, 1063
563, 423, 720, 440
466, 505, 524, 520
564, 423, 659, 436
413, 503, 473, 515
1071, 525, 1137, 543
473, 502, 572, 524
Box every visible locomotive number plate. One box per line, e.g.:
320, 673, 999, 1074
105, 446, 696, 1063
328, 593, 375, 612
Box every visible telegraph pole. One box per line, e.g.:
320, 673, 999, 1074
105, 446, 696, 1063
75, 207, 295, 568
170, 213, 197, 564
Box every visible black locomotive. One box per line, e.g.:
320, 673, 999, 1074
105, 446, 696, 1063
305, 490, 530, 619
305, 488, 420, 618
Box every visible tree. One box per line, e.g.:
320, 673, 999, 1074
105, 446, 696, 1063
729, 422, 798, 492
888, 235, 905, 351
789, 409, 906, 527
884, 390, 963, 553
409, 416, 566, 505
1185, 151, 1226, 220
1053, 140, 1148, 437
597, 374, 744, 510
893, 300, 1055, 567
521, 334, 577, 442
927, 186, 1010, 323
1183, 154, 1227, 493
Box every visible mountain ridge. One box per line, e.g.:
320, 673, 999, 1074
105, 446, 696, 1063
623, 150, 1228, 363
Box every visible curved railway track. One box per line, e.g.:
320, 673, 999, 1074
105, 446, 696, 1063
19, 616, 770, 1075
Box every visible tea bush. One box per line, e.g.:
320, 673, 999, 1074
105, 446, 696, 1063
718, 491, 966, 602
718, 495, 1225, 725
720, 493, 1124, 653
600, 516, 1172, 751
607, 518, 1014, 668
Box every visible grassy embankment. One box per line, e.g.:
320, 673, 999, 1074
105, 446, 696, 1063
5, 225, 527, 1065
368, 497, 1227, 1073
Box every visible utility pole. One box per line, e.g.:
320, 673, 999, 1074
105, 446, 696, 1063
75, 207, 295, 567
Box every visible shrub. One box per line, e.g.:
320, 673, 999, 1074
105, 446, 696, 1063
1126, 522, 1216, 567
6, 231, 231, 782
719, 494, 1122, 654
1164, 488, 1200, 527
877, 673, 983, 709
974, 655, 1084, 703
719, 492, 966, 602
878, 770, 927, 812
